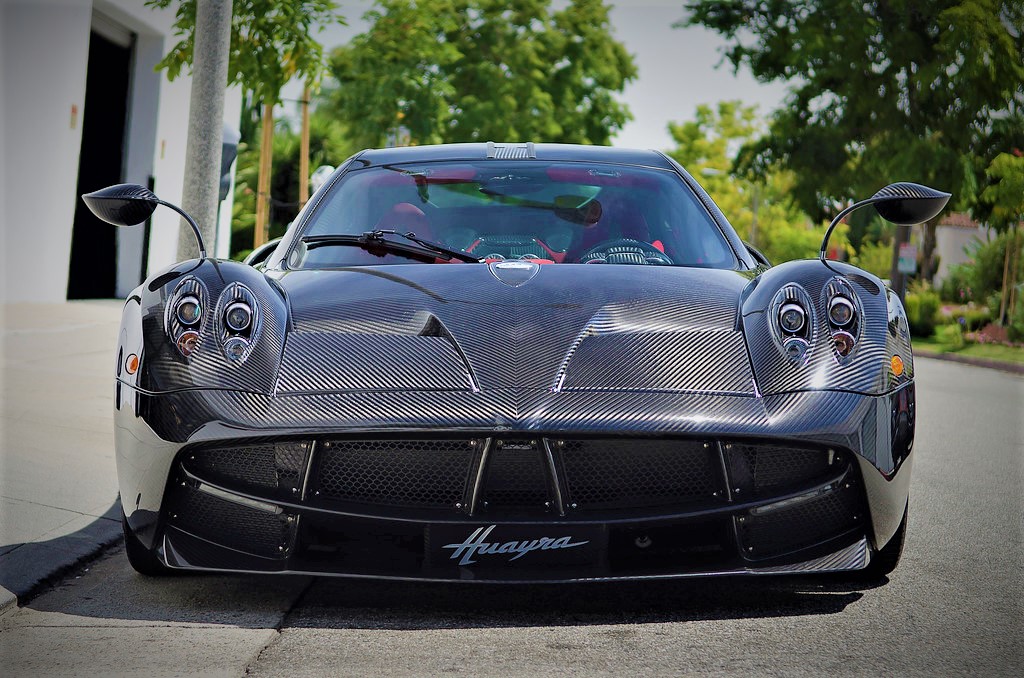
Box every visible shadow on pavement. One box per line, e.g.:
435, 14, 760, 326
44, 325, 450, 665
286, 574, 874, 630
12, 529, 885, 629
0, 500, 122, 601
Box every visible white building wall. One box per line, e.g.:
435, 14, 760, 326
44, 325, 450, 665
108, 8, 164, 296
1, 0, 242, 302
934, 225, 993, 288
0, 1, 7, 304
1, 1, 92, 303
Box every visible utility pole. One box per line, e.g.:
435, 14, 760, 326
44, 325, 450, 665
177, 0, 231, 260
750, 182, 760, 248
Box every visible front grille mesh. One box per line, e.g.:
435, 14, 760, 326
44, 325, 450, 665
560, 439, 720, 510
482, 443, 549, 509
167, 485, 289, 558
750, 447, 828, 489
726, 443, 835, 494
184, 441, 310, 497
173, 438, 853, 521
738, 483, 862, 558
315, 439, 475, 508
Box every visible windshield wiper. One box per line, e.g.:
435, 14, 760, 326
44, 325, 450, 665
367, 229, 481, 262
301, 231, 481, 263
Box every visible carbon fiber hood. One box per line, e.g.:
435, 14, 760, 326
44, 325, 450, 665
273, 263, 757, 396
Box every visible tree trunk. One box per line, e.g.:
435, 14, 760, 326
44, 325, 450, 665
998, 228, 1013, 324
299, 84, 311, 205
177, 0, 231, 260
1008, 226, 1022, 325
254, 103, 274, 248
919, 217, 939, 283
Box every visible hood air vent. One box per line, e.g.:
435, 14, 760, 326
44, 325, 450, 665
486, 142, 536, 159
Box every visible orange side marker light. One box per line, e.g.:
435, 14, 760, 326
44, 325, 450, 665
125, 353, 140, 375
891, 355, 904, 377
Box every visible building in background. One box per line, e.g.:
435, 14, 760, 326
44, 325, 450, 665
930, 213, 994, 288
1, 0, 241, 303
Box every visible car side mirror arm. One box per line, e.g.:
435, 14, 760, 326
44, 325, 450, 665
819, 182, 951, 261
81, 183, 208, 259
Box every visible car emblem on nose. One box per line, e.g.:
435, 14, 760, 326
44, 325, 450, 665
442, 525, 590, 566
489, 260, 540, 287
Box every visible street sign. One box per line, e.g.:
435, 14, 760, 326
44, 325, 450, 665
898, 243, 917, 274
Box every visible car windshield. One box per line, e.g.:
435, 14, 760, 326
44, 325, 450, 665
291, 160, 737, 269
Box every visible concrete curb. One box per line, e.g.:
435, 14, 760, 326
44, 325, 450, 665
0, 501, 122, 618
915, 349, 1024, 375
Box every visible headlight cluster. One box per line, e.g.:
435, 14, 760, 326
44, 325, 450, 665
166, 278, 208, 359
166, 278, 260, 362
770, 278, 864, 366
770, 284, 814, 365
823, 278, 861, 361
215, 283, 260, 362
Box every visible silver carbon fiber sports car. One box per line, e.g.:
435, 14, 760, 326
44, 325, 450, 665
84, 142, 949, 582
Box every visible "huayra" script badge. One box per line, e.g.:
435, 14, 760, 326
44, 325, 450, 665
442, 525, 590, 566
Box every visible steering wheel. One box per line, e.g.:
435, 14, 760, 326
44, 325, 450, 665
578, 238, 674, 265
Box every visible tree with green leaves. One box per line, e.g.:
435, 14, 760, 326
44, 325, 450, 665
980, 152, 1024, 323
680, 0, 1024, 292
667, 101, 845, 265
147, 0, 345, 247
231, 110, 357, 259
326, 0, 636, 148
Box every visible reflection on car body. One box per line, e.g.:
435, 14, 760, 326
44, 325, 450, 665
82, 142, 950, 582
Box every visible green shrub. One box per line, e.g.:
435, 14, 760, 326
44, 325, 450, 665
943, 305, 993, 332
851, 240, 893, 280
935, 323, 966, 350
1009, 292, 1024, 343
905, 287, 940, 337
939, 263, 974, 302
939, 232, 1022, 311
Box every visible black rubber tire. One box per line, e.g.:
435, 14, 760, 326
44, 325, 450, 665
857, 505, 908, 580
122, 512, 171, 576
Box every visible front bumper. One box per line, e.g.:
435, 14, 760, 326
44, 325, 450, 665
116, 384, 914, 581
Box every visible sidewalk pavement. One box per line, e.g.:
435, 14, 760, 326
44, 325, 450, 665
913, 348, 1024, 375
0, 301, 125, 616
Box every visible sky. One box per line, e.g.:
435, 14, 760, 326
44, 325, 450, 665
281, 0, 790, 152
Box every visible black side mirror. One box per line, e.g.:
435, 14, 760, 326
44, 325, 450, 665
870, 182, 952, 225
81, 183, 207, 259
81, 183, 159, 227
819, 182, 951, 261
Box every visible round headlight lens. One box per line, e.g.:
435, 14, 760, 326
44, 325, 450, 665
176, 330, 200, 357
176, 297, 202, 325
223, 336, 248, 361
828, 296, 855, 326
833, 330, 856, 357
224, 302, 252, 332
782, 337, 809, 364
779, 303, 806, 333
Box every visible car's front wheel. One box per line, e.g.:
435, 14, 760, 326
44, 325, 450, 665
857, 505, 908, 580
121, 512, 171, 576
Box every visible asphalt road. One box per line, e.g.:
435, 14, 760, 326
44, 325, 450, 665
1, 357, 1020, 677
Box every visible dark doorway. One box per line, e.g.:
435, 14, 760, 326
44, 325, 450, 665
67, 30, 132, 299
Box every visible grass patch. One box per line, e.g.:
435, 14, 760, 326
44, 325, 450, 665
913, 336, 1024, 365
